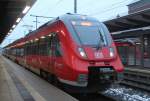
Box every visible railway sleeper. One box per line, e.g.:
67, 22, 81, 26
123, 76, 150, 85
122, 79, 150, 91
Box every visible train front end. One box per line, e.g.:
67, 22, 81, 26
61, 14, 124, 92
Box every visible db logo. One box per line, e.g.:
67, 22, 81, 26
94, 52, 103, 58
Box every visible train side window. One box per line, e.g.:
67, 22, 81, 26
26, 43, 29, 55
36, 35, 51, 56
56, 40, 62, 57
21, 48, 24, 56
24, 44, 26, 55
30, 42, 32, 55
32, 42, 34, 55
47, 35, 52, 56
44, 37, 48, 55
32, 42, 35, 55
51, 33, 62, 57
39, 37, 47, 55
29, 42, 32, 55
39, 39, 43, 55
28, 42, 30, 55
33, 42, 36, 55
39, 39, 42, 55
35, 40, 39, 55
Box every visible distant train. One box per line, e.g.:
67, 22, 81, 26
115, 40, 149, 66
3, 14, 124, 93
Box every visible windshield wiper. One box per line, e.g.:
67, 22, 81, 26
96, 39, 102, 50
96, 30, 105, 50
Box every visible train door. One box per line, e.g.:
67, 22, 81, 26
49, 33, 55, 73
50, 33, 63, 76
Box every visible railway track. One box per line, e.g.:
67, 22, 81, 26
106, 89, 142, 101
122, 68, 150, 91
70, 93, 116, 101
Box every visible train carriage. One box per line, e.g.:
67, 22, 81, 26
3, 14, 124, 93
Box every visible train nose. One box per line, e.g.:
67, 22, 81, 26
88, 66, 117, 85
83, 46, 116, 60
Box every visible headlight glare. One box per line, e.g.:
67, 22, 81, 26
78, 48, 87, 58
109, 47, 114, 57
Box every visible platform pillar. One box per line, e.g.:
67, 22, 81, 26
140, 35, 144, 67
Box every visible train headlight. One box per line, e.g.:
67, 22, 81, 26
78, 48, 87, 58
109, 47, 114, 57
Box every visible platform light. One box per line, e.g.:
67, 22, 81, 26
136, 42, 141, 45
41, 36, 45, 39
48, 34, 51, 37
30, 40, 33, 42
12, 25, 16, 28
9, 29, 13, 33
16, 18, 21, 23
35, 38, 39, 41
22, 6, 30, 14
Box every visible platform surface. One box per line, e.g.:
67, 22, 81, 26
0, 56, 23, 101
0, 55, 78, 101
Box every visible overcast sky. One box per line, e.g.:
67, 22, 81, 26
1, 0, 135, 47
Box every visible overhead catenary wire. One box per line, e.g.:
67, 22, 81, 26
89, 0, 131, 16
33, 0, 64, 27
43, 0, 64, 16
78, 0, 93, 8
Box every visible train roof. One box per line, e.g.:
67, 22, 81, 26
5, 37, 25, 48
59, 13, 100, 22
24, 13, 101, 38
5, 14, 102, 48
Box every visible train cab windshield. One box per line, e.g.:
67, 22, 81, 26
71, 20, 111, 47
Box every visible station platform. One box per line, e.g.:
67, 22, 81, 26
0, 55, 78, 101
0, 56, 23, 101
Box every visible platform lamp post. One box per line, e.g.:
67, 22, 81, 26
74, 0, 77, 13
140, 35, 144, 67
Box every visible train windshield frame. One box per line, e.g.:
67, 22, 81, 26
71, 20, 112, 47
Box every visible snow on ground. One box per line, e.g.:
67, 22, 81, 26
103, 85, 150, 101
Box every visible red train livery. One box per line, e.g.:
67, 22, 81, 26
3, 14, 124, 93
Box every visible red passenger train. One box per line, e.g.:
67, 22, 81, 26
3, 14, 124, 93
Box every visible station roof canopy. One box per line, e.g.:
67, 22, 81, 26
112, 26, 150, 39
0, 0, 36, 44
104, 8, 150, 33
